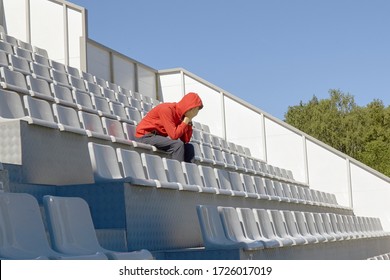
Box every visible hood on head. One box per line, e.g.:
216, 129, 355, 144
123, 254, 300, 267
176, 92, 203, 117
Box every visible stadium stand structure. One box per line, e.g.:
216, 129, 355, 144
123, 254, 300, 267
0, 1, 389, 260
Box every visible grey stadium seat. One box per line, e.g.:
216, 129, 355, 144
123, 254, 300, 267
43, 195, 153, 260
196, 205, 242, 250
218, 206, 264, 250
162, 158, 201, 192
237, 208, 280, 248
140, 153, 181, 190
0, 192, 107, 260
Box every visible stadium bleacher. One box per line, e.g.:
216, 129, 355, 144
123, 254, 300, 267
0, 20, 390, 261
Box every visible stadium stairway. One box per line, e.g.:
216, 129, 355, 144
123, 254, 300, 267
0, 28, 390, 260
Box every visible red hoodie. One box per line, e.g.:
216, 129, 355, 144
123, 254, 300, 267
135, 92, 203, 143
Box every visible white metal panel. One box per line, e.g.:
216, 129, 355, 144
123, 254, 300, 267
184, 75, 223, 137
138, 65, 156, 99
86, 42, 110, 81
30, 0, 65, 62
113, 55, 136, 93
265, 117, 306, 183
2, 0, 27, 41
158, 73, 183, 102
306, 139, 350, 206
351, 162, 390, 231
224, 95, 264, 159
67, 6, 83, 69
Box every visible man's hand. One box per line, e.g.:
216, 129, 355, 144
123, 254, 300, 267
183, 107, 200, 124
184, 107, 200, 120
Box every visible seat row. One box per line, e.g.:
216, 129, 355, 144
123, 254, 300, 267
1, 69, 146, 121
0, 192, 153, 260
190, 140, 345, 209
0, 89, 161, 150
368, 253, 390, 260
192, 141, 297, 185
192, 128, 252, 158
190, 129, 303, 187
88, 142, 346, 211
196, 205, 388, 251
0, 64, 154, 115
0, 32, 160, 107
1, 27, 48, 57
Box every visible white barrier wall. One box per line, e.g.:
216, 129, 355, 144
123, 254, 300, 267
306, 138, 350, 206
2, 0, 27, 40
351, 162, 390, 230
158, 72, 183, 102
1, 0, 85, 68
184, 74, 224, 138
86, 40, 157, 99
67, 7, 83, 69
138, 65, 157, 99
264, 117, 306, 183
113, 55, 136, 93
224, 96, 264, 159
1, 0, 158, 102
86, 42, 111, 81
31, 0, 65, 63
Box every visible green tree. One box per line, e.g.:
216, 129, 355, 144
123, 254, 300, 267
284, 90, 390, 177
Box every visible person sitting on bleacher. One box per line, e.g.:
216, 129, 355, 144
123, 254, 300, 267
135, 92, 203, 162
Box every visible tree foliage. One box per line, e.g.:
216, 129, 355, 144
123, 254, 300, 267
284, 89, 390, 177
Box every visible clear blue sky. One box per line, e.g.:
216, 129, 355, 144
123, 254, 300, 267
71, 0, 390, 120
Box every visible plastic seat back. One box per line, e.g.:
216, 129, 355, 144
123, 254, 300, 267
141, 153, 169, 182
26, 75, 54, 101
0, 89, 26, 119
283, 210, 302, 238
0, 193, 53, 259
126, 107, 142, 123
215, 168, 233, 191
53, 104, 85, 131
23, 95, 58, 128
163, 158, 188, 185
199, 165, 219, 190
43, 195, 103, 255
228, 171, 246, 192
102, 117, 126, 139
117, 148, 147, 179
116, 148, 156, 188
218, 206, 264, 250
241, 174, 257, 194
88, 142, 123, 182
0, 66, 29, 94
253, 209, 278, 240
237, 208, 263, 240
182, 161, 205, 187
196, 205, 240, 249
141, 153, 179, 189
8, 54, 31, 75
270, 210, 293, 240
79, 111, 109, 139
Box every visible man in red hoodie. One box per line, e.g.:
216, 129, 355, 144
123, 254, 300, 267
135, 92, 203, 162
